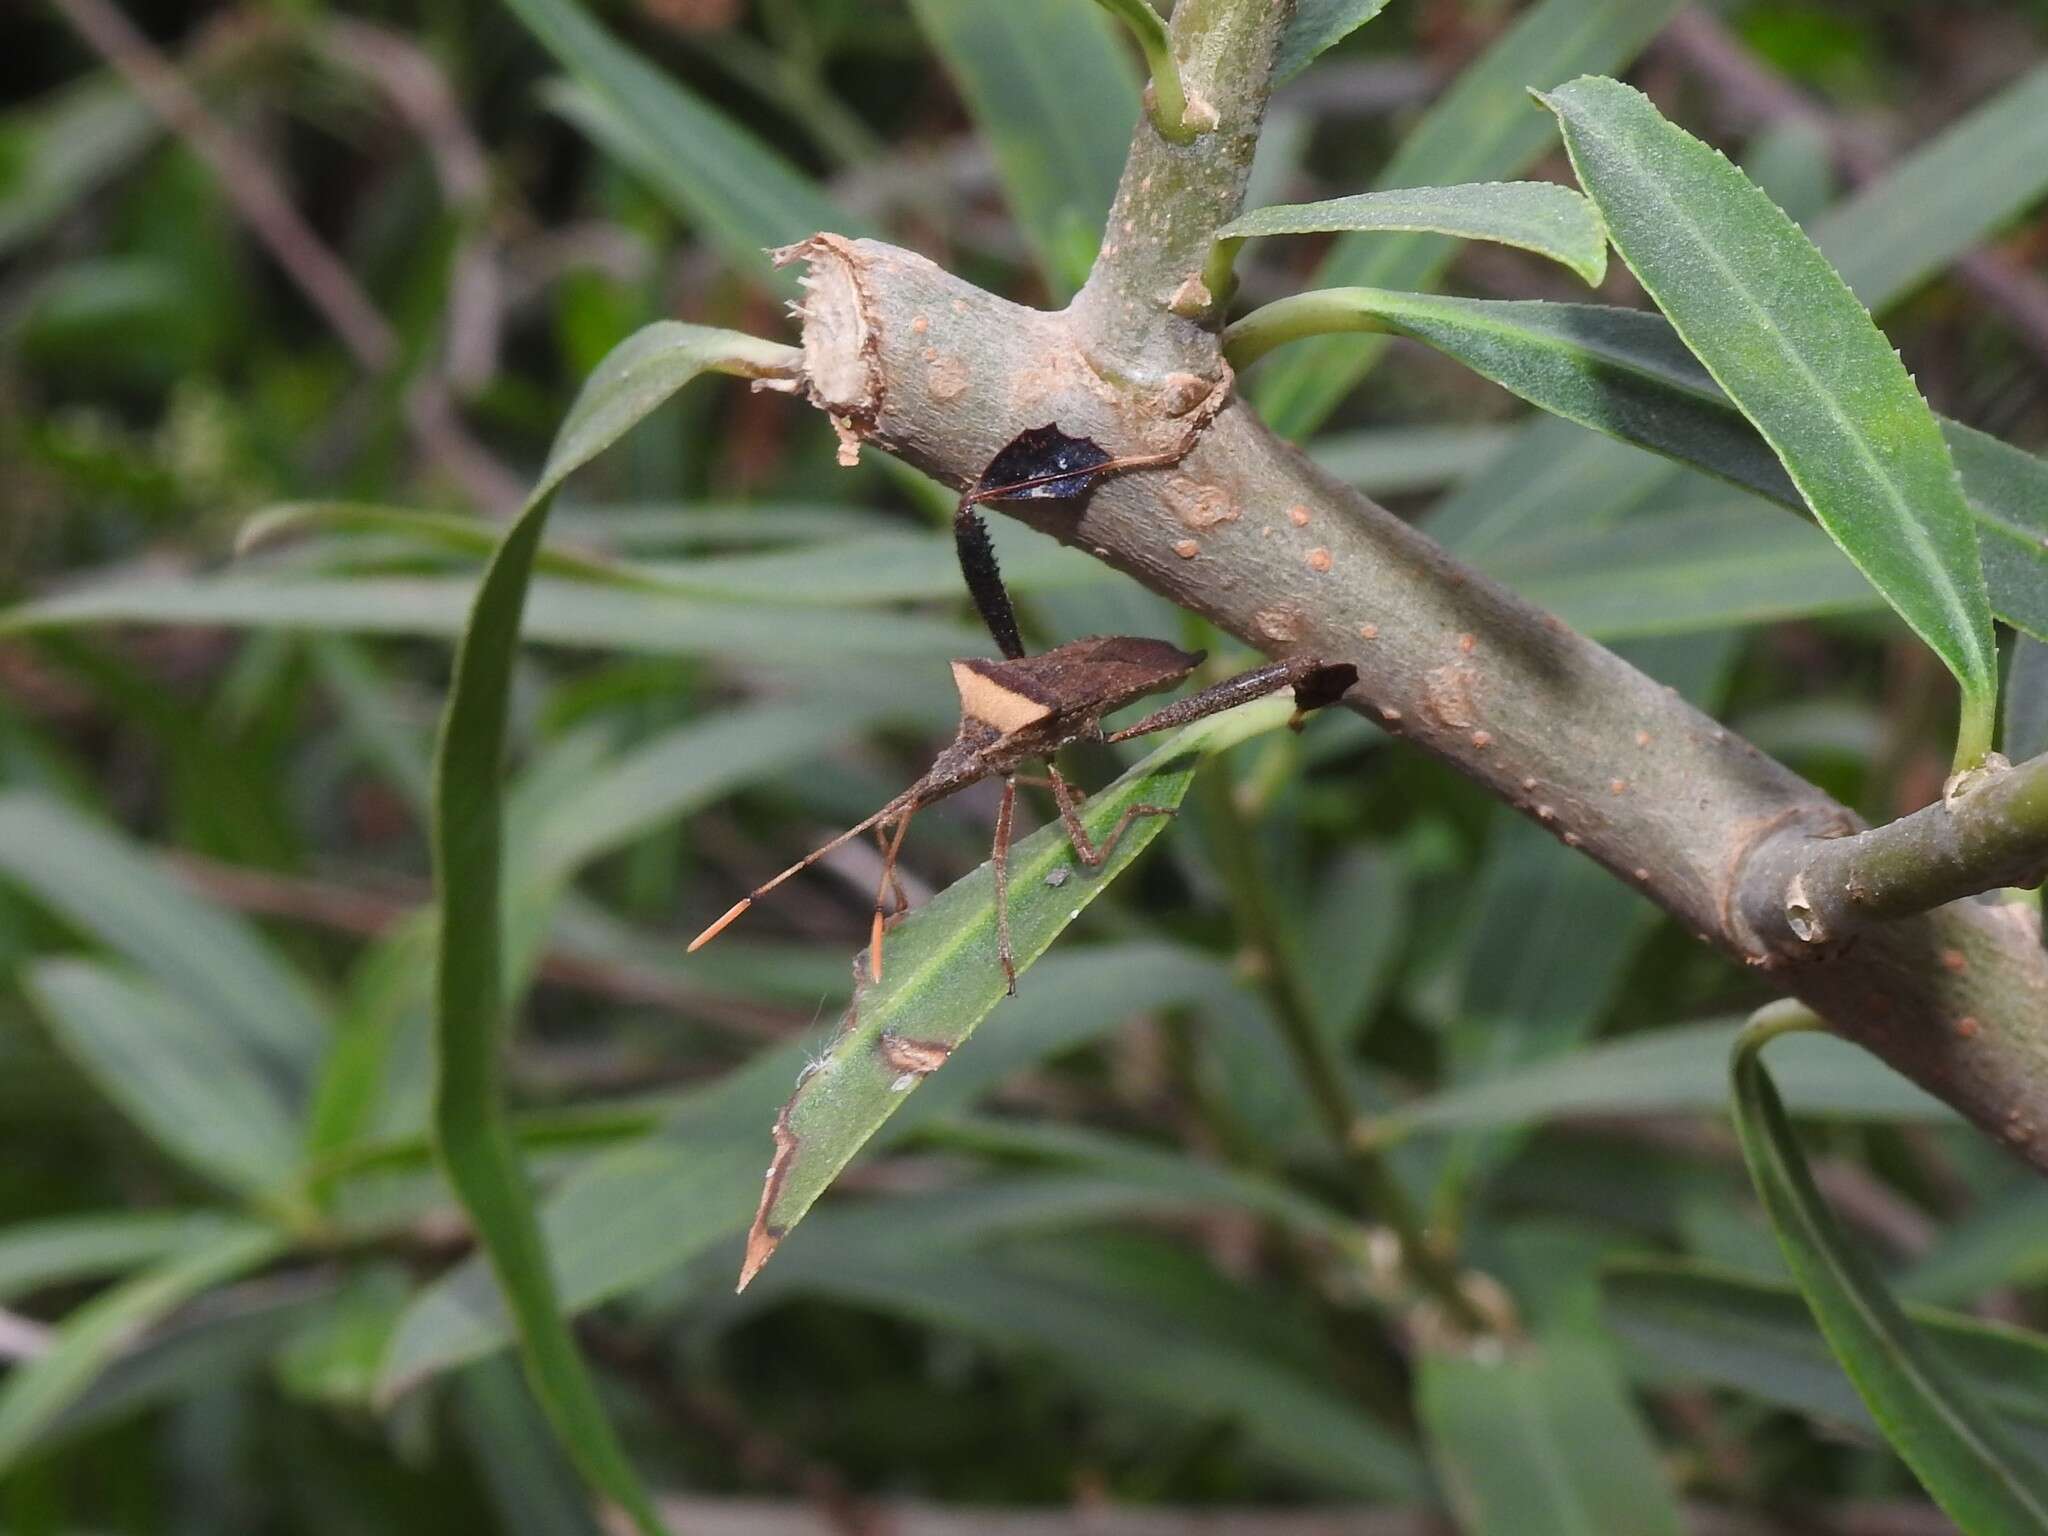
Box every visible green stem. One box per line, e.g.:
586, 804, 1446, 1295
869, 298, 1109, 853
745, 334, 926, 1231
1200, 234, 1243, 314
1196, 771, 1489, 1333
1735, 998, 1828, 1068
1091, 0, 1197, 144
1955, 686, 1997, 776
1222, 290, 1395, 368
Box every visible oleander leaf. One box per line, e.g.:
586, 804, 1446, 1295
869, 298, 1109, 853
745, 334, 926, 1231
427, 320, 794, 1536
1419, 1337, 1684, 1536
1218, 182, 1608, 286
1225, 289, 2048, 644
1274, 0, 1394, 82
1253, 0, 1685, 435
1542, 77, 1998, 763
1730, 1014, 2048, 1529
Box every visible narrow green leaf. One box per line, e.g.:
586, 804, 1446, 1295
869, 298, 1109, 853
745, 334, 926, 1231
0, 1212, 223, 1306
501, 0, 851, 284
1366, 1019, 1948, 1147
1274, 0, 1394, 82
906, 0, 1137, 297
1543, 77, 1998, 764
457, 1359, 609, 1536
1228, 288, 2048, 644
738, 696, 1300, 1285
1493, 503, 1882, 639
0, 1221, 285, 1476
378, 943, 1229, 1391
41, 1278, 328, 1453
1218, 182, 1608, 287
0, 74, 160, 259
924, 1118, 1360, 1246
745, 1231, 1426, 1498
2008, 638, 2048, 765
1431, 806, 1661, 1201
428, 321, 793, 1536
0, 573, 980, 661
305, 638, 433, 818
1730, 1010, 2048, 1528
1419, 1337, 1684, 1536
243, 504, 1111, 607
1606, 1258, 2048, 1464
303, 918, 437, 1163
1903, 1186, 2048, 1306
0, 793, 325, 1081
239, 504, 662, 589
548, 503, 875, 551
1297, 847, 1407, 1047
1254, 0, 1685, 435
526, 699, 908, 884
21, 961, 305, 1200
1309, 424, 1514, 496
1421, 416, 1675, 558
1813, 63, 2048, 308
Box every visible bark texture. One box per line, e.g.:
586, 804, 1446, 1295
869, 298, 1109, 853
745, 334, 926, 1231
784, 0, 2048, 1170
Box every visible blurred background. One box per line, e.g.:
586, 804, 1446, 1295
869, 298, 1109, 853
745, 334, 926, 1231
3, 1, 2048, 1531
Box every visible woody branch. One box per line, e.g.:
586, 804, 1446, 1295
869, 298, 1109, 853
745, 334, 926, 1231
785, 0, 2048, 1168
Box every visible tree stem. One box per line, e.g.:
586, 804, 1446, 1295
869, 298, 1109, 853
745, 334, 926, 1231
1741, 751, 2048, 948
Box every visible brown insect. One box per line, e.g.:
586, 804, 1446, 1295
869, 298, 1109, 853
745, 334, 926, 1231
689, 636, 1357, 991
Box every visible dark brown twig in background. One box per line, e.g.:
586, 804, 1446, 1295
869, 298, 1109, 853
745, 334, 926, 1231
165, 851, 799, 1039
47, 0, 523, 511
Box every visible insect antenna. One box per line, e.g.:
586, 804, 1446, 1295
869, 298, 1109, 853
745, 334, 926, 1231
688, 789, 918, 955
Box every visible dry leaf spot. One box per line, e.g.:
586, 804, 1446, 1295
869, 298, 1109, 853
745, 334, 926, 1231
878, 1031, 953, 1077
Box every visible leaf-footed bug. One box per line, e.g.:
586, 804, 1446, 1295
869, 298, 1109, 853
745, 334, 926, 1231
688, 635, 1357, 992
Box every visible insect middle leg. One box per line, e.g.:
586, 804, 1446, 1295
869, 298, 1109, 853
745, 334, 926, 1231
867, 813, 915, 982
1043, 763, 1175, 868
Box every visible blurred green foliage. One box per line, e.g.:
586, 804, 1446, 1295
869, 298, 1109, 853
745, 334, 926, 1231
3, 1, 2048, 1532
